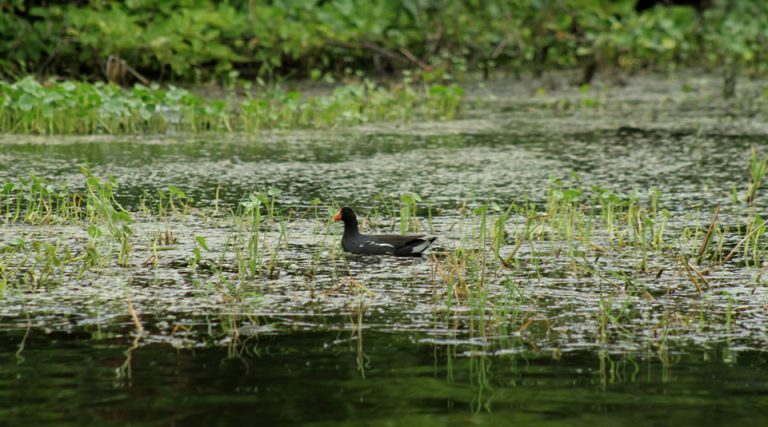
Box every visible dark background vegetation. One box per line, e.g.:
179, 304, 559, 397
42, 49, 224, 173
0, 0, 765, 84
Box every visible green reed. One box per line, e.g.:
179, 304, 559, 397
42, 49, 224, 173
189, 235, 210, 271
30, 241, 73, 289
399, 192, 422, 235
266, 211, 289, 279
433, 201, 506, 311
747, 146, 768, 206
233, 189, 287, 280
490, 203, 511, 260
696, 206, 720, 264
298, 202, 335, 283
82, 167, 133, 267
726, 216, 768, 266
239, 194, 264, 279
423, 180, 768, 363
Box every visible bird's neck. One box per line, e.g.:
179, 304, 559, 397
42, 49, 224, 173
343, 218, 360, 237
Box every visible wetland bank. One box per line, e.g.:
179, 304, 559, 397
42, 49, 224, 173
3, 75, 768, 426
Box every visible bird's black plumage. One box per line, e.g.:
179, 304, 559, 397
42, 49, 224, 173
333, 207, 436, 256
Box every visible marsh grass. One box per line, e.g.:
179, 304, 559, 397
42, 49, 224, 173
233, 188, 289, 280
81, 167, 133, 267
399, 192, 422, 235
1, 158, 766, 373
747, 146, 768, 206
424, 163, 768, 367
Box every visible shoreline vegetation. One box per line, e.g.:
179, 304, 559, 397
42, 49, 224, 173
1, 1, 765, 84
1, 1, 766, 135
2, 70, 766, 135
0, 77, 464, 134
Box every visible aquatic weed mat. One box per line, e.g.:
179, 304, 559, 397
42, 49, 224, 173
2, 202, 768, 357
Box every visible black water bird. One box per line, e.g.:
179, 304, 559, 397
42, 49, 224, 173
333, 207, 436, 256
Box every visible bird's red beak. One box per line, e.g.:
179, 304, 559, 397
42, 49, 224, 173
333, 210, 341, 222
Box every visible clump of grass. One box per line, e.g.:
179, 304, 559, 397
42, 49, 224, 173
432, 202, 501, 306
189, 235, 211, 271
234, 188, 287, 280
747, 146, 768, 206
399, 192, 422, 235
238, 194, 266, 280
81, 167, 133, 267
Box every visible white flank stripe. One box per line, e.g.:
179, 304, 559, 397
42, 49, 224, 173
370, 242, 394, 248
409, 240, 431, 253
360, 242, 394, 249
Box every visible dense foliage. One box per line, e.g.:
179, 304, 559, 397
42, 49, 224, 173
1, 0, 766, 82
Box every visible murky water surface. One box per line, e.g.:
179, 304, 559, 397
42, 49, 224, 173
2, 75, 768, 425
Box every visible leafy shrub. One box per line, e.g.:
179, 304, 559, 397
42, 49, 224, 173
0, 0, 766, 81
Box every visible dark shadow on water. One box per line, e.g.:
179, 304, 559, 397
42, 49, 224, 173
1, 328, 766, 426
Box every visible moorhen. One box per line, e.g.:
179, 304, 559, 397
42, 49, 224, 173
333, 207, 436, 256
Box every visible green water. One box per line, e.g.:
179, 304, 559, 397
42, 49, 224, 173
4, 329, 766, 426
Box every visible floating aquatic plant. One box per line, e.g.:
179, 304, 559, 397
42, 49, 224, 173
0, 77, 465, 135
